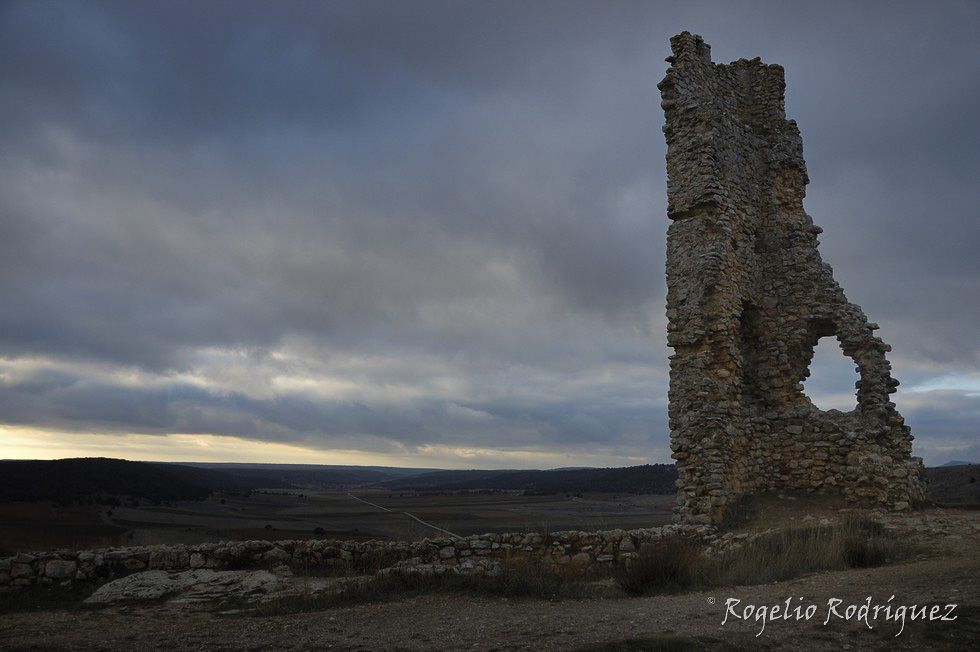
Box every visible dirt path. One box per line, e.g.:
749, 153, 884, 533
1, 509, 977, 651
348, 492, 462, 539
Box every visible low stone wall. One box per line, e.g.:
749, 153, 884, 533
0, 523, 713, 589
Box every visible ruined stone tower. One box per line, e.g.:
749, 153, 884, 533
659, 33, 928, 524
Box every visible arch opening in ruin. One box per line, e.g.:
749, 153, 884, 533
801, 336, 860, 413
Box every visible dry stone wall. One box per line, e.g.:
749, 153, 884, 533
659, 33, 928, 524
0, 524, 711, 590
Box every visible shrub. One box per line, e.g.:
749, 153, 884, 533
839, 515, 901, 568
614, 539, 700, 595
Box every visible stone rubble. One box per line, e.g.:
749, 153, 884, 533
659, 32, 928, 524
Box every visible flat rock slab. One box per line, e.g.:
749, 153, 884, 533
85, 569, 296, 604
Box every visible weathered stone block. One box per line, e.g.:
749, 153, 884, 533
570, 552, 591, 566
44, 560, 77, 580
11, 564, 33, 579
438, 546, 455, 559
261, 548, 292, 565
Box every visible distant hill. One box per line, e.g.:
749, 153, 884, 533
203, 466, 409, 489
179, 462, 440, 489
381, 464, 678, 495
941, 460, 976, 467
17, 458, 971, 505
0, 459, 679, 504
183, 462, 440, 477
927, 463, 980, 504
0, 458, 271, 503
379, 469, 517, 489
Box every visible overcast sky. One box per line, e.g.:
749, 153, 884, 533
1, 0, 978, 469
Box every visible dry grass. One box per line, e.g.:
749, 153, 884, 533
615, 513, 913, 596
717, 512, 902, 585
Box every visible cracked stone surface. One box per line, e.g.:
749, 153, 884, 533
659, 32, 928, 524
83, 568, 330, 605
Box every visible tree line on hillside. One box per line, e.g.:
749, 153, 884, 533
0, 459, 679, 504
0, 458, 259, 504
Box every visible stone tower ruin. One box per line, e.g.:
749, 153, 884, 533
659, 33, 928, 524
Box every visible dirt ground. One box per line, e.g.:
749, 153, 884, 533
1, 506, 977, 651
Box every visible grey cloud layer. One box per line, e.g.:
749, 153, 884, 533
1, 0, 977, 465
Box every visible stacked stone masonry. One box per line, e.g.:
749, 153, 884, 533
0, 525, 712, 590
659, 33, 928, 524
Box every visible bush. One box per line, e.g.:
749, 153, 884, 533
839, 514, 901, 568
614, 539, 700, 595
843, 534, 894, 568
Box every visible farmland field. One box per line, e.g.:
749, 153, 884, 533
1, 491, 675, 553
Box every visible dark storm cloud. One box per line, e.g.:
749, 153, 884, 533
1, 0, 978, 464
0, 0, 672, 368
1, 0, 662, 145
